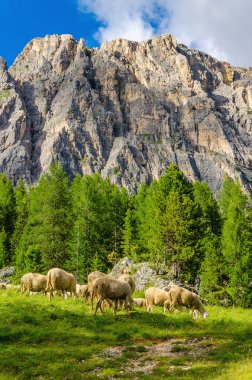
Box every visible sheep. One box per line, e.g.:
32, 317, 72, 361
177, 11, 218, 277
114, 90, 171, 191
21, 273, 47, 295
80, 284, 90, 301
117, 274, 135, 294
88, 271, 108, 286
76, 284, 90, 301
0, 283, 6, 289
167, 286, 208, 318
132, 298, 146, 308
88, 271, 109, 309
92, 277, 132, 316
145, 287, 171, 313
117, 274, 135, 309
76, 284, 81, 296
46, 268, 76, 301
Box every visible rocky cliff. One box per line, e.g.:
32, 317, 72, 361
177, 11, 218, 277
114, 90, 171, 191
0, 34, 252, 192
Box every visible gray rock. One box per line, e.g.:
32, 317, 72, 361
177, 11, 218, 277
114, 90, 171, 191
0, 266, 15, 284
0, 34, 251, 193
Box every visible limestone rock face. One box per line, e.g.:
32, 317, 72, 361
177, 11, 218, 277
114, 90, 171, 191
0, 34, 252, 192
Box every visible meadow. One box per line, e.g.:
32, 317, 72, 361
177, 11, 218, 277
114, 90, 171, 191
0, 289, 251, 380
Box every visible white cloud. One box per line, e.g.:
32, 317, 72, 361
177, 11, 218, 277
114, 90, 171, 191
78, 0, 252, 67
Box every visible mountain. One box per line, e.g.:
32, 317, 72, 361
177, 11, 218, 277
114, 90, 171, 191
0, 34, 251, 192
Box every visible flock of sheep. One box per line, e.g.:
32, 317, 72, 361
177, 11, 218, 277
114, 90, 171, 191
1, 267, 208, 318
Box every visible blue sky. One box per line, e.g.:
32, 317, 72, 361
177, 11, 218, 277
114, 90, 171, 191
0, 0, 100, 66
1, 0, 252, 68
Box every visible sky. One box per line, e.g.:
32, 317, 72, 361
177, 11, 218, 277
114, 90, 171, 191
0, 0, 252, 68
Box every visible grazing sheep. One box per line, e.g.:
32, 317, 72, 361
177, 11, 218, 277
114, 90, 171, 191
6, 284, 14, 290
21, 273, 47, 295
92, 277, 132, 316
117, 274, 135, 293
132, 298, 146, 308
76, 284, 90, 301
46, 268, 76, 301
117, 274, 136, 309
88, 271, 108, 286
0, 283, 6, 289
80, 285, 90, 301
76, 284, 81, 297
167, 286, 208, 318
145, 287, 171, 313
88, 271, 109, 309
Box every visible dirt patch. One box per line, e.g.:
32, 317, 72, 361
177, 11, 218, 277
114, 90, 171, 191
91, 337, 216, 377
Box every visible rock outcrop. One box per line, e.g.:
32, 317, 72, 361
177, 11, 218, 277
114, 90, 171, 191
0, 34, 252, 192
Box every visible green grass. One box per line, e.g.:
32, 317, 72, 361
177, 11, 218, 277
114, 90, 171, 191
0, 290, 251, 379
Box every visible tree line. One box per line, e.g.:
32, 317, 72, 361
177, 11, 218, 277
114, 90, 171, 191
0, 163, 251, 306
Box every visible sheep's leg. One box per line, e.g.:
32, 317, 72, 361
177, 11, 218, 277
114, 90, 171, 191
49, 290, 54, 301
113, 300, 118, 315
94, 298, 102, 316
193, 309, 199, 318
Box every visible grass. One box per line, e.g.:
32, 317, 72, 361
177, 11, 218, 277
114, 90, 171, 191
0, 289, 251, 379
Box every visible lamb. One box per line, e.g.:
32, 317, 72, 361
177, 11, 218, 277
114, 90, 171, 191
145, 287, 171, 313
21, 273, 47, 295
167, 286, 208, 318
46, 268, 76, 300
132, 298, 146, 308
92, 277, 132, 316
77, 284, 90, 301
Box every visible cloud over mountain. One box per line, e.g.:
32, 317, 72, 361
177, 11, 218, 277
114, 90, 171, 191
78, 0, 252, 67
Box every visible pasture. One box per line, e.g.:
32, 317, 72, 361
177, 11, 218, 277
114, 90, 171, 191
0, 289, 251, 379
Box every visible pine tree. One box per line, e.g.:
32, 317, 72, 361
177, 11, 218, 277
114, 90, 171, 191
162, 190, 198, 281
11, 180, 28, 260
16, 163, 72, 272
69, 173, 128, 281
193, 181, 222, 292
0, 173, 16, 266
121, 208, 138, 260
133, 164, 194, 264
219, 176, 252, 306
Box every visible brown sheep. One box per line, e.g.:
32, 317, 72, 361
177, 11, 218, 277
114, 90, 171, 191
46, 268, 76, 300
145, 287, 171, 313
92, 277, 132, 316
21, 273, 47, 295
132, 298, 146, 308
167, 286, 208, 318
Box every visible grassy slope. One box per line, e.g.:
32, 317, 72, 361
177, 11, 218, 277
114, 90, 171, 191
0, 290, 251, 380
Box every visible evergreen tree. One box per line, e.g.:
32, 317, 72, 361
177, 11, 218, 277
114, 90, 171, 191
16, 163, 72, 272
121, 207, 138, 260
193, 181, 222, 292
70, 173, 128, 281
162, 190, 198, 281
134, 165, 194, 264
0, 173, 16, 266
11, 180, 28, 260
219, 176, 252, 306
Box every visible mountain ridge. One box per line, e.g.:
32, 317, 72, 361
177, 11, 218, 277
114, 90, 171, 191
0, 33, 251, 192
